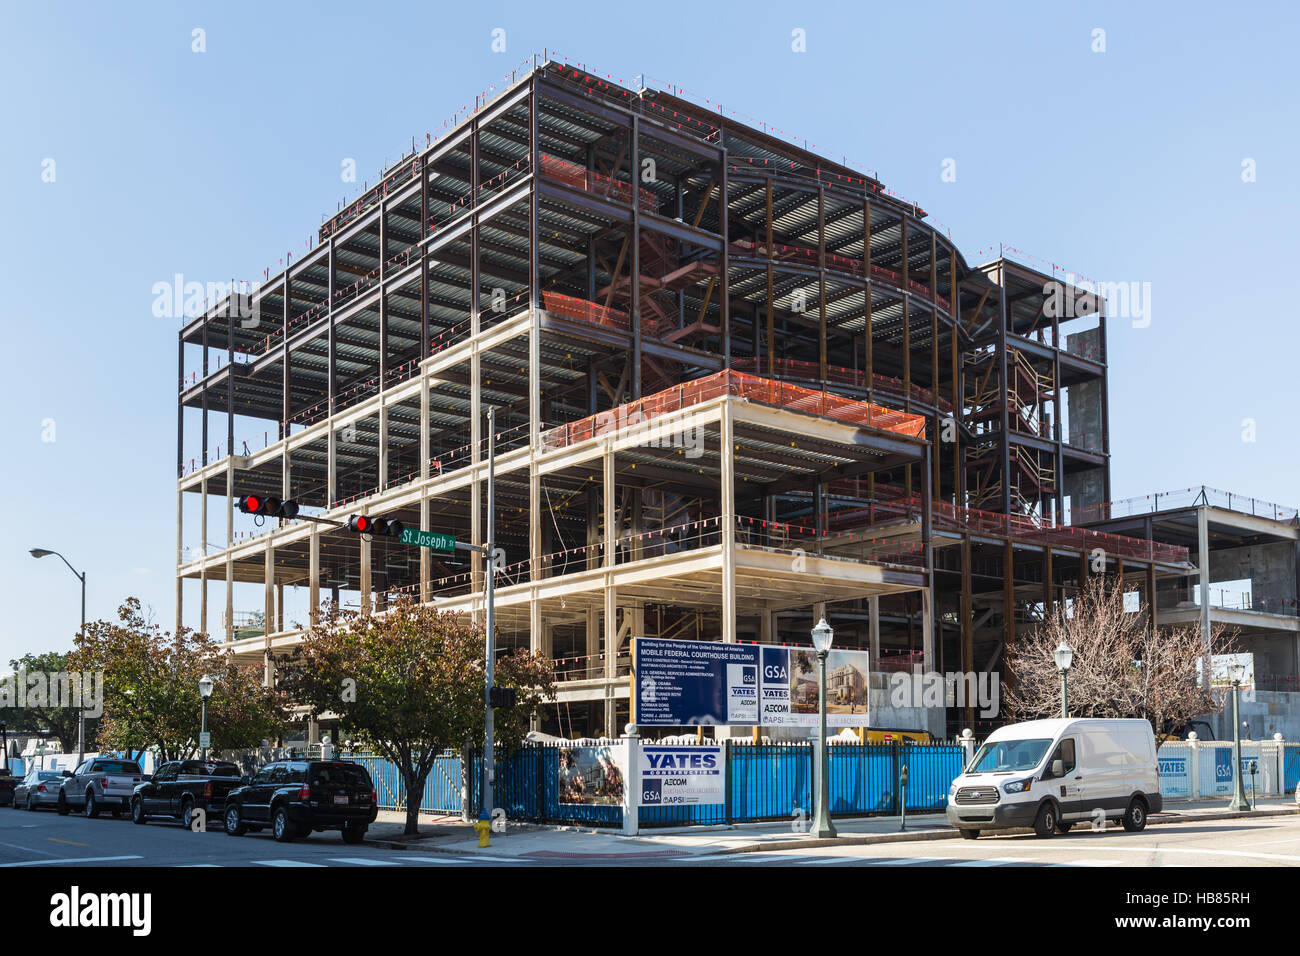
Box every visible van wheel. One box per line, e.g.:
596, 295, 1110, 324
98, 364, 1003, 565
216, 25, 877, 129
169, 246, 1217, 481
960, 829, 979, 840
1033, 803, 1057, 838
1056, 821, 1073, 833
224, 804, 246, 836
1122, 797, 1148, 832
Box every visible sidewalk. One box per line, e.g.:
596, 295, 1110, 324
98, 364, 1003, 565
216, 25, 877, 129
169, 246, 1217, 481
364, 797, 1297, 861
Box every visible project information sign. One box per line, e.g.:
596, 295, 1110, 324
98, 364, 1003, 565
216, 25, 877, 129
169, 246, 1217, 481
633, 637, 870, 727
638, 745, 725, 807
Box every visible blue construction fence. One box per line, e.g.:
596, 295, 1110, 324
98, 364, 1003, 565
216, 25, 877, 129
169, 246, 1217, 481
343, 741, 968, 829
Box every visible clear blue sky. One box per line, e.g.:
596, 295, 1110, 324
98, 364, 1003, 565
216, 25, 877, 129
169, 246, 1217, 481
2, 1, 1296, 662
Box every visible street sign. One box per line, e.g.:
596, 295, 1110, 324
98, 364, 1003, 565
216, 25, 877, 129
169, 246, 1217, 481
399, 528, 456, 552
198, 732, 211, 749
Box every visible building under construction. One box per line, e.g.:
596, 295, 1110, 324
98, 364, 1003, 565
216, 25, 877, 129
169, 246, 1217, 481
176, 58, 1223, 739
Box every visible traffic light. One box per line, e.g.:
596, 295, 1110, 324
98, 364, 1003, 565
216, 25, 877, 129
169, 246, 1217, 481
488, 686, 517, 709
237, 495, 299, 518
347, 515, 405, 538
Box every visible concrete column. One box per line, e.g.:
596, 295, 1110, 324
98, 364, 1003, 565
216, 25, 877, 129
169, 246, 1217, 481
263, 542, 275, 686
869, 596, 881, 664
586, 607, 600, 679
378, 404, 389, 490
309, 524, 320, 625
419, 492, 431, 605
1198, 506, 1211, 687
721, 405, 736, 645
360, 535, 372, 615
224, 460, 234, 644
921, 586, 934, 673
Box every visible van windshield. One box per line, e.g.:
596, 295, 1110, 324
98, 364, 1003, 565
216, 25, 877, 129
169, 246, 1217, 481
968, 738, 1052, 774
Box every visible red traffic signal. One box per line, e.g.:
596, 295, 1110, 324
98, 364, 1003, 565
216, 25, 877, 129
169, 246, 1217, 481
238, 495, 298, 518
347, 515, 405, 538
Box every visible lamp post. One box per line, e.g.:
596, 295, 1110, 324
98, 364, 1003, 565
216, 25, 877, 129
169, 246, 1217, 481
810, 617, 837, 839
1053, 641, 1073, 718
1228, 662, 1250, 812
198, 675, 214, 761
29, 548, 87, 762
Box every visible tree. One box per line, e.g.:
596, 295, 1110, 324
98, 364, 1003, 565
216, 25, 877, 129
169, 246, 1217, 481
1006, 576, 1234, 734
70, 599, 288, 761
277, 598, 555, 837
1, 651, 85, 750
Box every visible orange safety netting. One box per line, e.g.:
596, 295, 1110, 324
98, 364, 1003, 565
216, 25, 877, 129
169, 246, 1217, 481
539, 154, 658, 212
732, 358, 953, 413
541, 369, 927, 452
540, 291, 674, 339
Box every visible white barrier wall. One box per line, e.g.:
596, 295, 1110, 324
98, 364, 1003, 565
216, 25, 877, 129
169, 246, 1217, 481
1158, 736, 1286, 801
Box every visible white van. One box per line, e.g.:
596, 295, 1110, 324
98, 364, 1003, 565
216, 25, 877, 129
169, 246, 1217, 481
946, 718, 1162, 839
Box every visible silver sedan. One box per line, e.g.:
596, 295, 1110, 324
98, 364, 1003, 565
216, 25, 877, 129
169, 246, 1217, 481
12, 769, 66, 811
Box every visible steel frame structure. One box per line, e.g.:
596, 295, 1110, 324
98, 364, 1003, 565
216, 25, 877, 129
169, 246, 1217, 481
176, 60, 1189, 736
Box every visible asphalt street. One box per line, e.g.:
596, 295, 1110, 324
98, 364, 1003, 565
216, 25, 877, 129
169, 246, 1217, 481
3, 800, 1298, 867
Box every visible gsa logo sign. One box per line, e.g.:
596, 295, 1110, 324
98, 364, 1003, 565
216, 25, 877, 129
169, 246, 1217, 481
741, 666, 756, 686
1215, 748, 1233, 782
641, 778, 663, 805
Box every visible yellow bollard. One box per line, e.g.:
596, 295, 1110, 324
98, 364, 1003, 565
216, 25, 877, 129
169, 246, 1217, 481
473, 817, 491, 848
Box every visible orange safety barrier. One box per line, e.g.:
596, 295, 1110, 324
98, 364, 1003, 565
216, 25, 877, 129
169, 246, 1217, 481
732, 358, 953, 413
541, 291, 675, 339
539, 154, 658, 213
540, 369, 926, 453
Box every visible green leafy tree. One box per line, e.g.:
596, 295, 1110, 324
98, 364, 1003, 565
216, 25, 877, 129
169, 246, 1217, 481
71, 599, 288, 761
278, 599, 555, 836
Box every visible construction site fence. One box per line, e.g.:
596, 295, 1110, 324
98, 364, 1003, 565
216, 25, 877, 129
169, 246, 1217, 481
731, 357, 953, 413
337, 740, 969, 828
1073, 486, 1299, 524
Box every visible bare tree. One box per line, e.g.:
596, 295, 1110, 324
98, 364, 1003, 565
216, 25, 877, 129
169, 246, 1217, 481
1006, 576, 1234, 734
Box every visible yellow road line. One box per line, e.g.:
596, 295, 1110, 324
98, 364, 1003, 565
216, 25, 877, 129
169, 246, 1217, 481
46, 837, 88, 847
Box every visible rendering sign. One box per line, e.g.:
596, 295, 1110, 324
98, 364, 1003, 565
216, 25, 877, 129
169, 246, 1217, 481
638, 744, 725, 807
633, 637, 870, 727
557, 745, 624, 807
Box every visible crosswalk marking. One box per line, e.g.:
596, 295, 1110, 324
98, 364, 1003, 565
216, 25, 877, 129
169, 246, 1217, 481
870, 857, 945, 865
1056, 859, 1122, 867
327, 856, 399, 866
948, 857, 1032, 867
0, 855, 143, 867
254, 859, 325, 867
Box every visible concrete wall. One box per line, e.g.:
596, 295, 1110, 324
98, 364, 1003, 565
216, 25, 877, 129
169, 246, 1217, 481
1202, 690, 1300, 741
1233, 628, 1299, 682
1207, 540, 1298, 602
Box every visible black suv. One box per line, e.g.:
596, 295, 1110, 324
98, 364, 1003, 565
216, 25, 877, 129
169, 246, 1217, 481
222, 759, 377, 844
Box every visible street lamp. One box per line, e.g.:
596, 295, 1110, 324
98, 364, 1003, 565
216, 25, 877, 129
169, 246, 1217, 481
1227, 661, 1251, 812
30, 548, 87, 762
1053, 641, 1074, 719
810, 617, 837, 839
198, 675, 214, 761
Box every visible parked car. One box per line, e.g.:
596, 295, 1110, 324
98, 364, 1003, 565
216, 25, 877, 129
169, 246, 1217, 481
56, 757, 145, 818
13, 769, 66, 811
223, 759, 377, 844
131, 760, 247, 829
946, 717, 1162, 839
0, 775, 18, 807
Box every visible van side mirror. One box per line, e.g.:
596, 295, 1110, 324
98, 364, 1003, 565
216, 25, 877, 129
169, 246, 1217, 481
1050, 759, 1064, 779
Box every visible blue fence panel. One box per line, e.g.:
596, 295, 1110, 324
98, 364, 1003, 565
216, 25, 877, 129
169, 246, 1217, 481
729, 743, 811, 823
901, 744, 966, 811
1286, 746, 1300, 794
827, 745, 894, 815
342, 752, 461, 814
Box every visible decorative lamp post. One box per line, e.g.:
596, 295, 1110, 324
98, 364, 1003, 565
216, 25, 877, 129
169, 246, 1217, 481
198, 675, 214, 761
1053, 642, 1074, 718
1228, 662, 1251, 812
810, 617, 837, 839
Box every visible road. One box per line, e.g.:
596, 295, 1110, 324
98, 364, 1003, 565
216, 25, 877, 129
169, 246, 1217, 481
3, 801, 1298, 866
